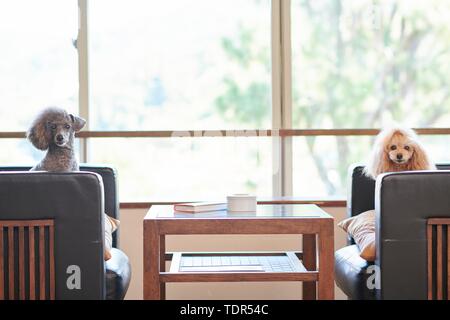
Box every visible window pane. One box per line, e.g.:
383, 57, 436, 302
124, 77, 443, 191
291, 0, 450, 129
293, 135, 449, 196
419, 135, 450, 163
89, 137, 272, 201
90, 0, 272, 130
0, 139, 43, 165
0, 1, 78, 131
293, 136, 372, 196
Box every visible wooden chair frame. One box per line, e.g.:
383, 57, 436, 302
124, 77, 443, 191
428, 218, 450, 300
0, 219, 55, 300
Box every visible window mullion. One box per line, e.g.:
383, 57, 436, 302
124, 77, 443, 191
77, 0, 90, 163
281, 0, 293, 197
272, 0, 283, 197
272, 0, 293, 197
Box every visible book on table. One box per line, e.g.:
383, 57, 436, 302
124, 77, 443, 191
174, 202, 227, 213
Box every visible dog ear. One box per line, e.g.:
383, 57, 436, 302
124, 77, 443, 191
364, 146, 385, 179
364, 134, 392, 179
409, 142, 435, 170
27, 118, 51, 151
70, 114, 86, 132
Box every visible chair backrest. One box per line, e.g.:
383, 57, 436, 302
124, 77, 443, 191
347, 164, 376, 219
0, 165, 120, 247
376, 171, 450, 299
0, 172, 105, 299
348, 163, 450, 218
347, 164, 450, 246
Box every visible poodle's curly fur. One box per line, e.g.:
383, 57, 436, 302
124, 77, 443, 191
364, 127, 435, 179
27, 107, 86, 172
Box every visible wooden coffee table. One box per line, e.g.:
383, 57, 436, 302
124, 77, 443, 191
143, 204, 334, 300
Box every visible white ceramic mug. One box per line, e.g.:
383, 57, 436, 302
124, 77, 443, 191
227, 194, 257, 212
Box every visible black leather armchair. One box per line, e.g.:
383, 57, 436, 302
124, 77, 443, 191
335, 164, 450, 299
0, 165, 131, 300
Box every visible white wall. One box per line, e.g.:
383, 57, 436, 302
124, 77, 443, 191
119, 206, 348, 300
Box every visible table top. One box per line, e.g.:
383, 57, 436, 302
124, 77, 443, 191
145, 204, 332, 221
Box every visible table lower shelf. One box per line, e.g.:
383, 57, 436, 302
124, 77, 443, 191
163, 251, 319, 283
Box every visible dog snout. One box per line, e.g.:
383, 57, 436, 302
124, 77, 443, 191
396, 153, 403, 160
56, 134, 64, 142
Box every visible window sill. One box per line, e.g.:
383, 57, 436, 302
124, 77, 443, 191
119, 197, 346, 209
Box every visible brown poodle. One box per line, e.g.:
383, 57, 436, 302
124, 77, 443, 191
27, 107, 85, 171
364, 127, 435, 179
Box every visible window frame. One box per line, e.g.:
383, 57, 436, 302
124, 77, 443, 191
1, 0, 449, 204
75, 0, 295, 199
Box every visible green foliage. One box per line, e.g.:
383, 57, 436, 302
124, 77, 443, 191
215, 24, 271, 127
215, 0, 450, 195
215, 78, 270, 127
221, 28, 255, 68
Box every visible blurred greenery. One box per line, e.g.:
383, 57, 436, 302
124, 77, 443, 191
215, 0, 450, 195
215, 26, 271, 127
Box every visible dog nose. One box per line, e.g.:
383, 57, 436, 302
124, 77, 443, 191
56, 134, 64, 142
397, 154, 403, 160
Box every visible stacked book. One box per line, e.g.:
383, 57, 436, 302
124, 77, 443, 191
173, 202, 227, 213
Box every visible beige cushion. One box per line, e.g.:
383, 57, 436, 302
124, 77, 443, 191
338, 210, 376, 261
104, 214, 120, 261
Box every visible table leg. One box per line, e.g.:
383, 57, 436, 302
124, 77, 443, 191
144, 220, 161, 300
160, 235, 166, 300
302, 234, 317, 300
318, 222, 334, 300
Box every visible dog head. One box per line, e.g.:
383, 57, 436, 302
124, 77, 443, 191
385, 130, 415, 165
364, 127, 435, 179
27, 107, 86, 150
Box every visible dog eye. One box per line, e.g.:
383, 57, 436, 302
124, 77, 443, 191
65, 124, 71, 129
390, 145, 397, 150
51, 124, 57, 130
404, 146, 410, 151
